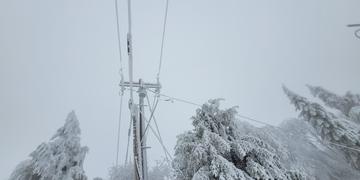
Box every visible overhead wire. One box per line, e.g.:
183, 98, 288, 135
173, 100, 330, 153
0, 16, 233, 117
326, 141, 360, 153
148, 89, 202, 107
138, 104, 173, 162
114, 0, 173, 168
113, 0, 360, 169
144, 93, 172, 162
146, 94, 163, 144
114, 0, 125, 167
141, 94, 160, 142
237, 116, 360, 153
148, 90, 360, 154
116, 94, 124, 166
156, 0, 170, 81
127, 0, 134, 103
124, 116, 133, 165
113, 0, 360, 172
236, 114, 277, 127
120, 88, 172, 161
115, 0, 124, 78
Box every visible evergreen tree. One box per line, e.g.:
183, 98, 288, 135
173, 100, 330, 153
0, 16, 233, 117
172, 99, 305, 180
9, 111, 88, 180
307, 85, 360, 118
283, 86, 360, 170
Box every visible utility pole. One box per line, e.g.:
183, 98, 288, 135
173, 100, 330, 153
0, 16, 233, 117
123, 0, 161, 179
120, 80, 161, 180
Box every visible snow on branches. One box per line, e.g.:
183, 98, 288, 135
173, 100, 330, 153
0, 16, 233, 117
172, 99, 305, 180
283, 85, 360, 170
307, 85, 360, 119
9, 111, 88, 180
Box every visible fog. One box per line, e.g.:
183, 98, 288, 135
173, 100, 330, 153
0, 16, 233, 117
1, 0, 360, 179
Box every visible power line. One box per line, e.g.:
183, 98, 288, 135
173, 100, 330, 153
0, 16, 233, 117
156, 0, 170, 81
123, 88, 172, 161
115, 94, 124, 166
114, 0, 124, 79
236, 115, 360, 153
326, 141, 360, 153
148, 90, 360, 154
138, 104, 173, 161
124, 115, 133, 165
237, 114, 360, 153
148, 89, 202, 107
114, 0, 125, 167
145, 93, 172, 162
236, 114, 276, 127
141, 95, 159, 142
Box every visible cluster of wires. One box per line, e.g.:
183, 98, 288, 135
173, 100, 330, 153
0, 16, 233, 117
149, 91, 360, 153
114, 0, 172, 167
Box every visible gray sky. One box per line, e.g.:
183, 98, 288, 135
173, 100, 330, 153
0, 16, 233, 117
1, 0, 360, 179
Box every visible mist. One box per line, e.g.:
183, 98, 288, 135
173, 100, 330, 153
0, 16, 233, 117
1, 0, 360, 179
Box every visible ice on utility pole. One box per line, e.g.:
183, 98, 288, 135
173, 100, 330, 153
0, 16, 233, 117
283, 85, 360, 170
172, 99, 305, 180
9, 111, 88, 180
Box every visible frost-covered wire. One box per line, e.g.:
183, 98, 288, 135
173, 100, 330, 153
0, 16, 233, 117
326, 141, 360, 153
115, 94, 124, 166
146, 94, 164, 145
236, 114, 276, 127
114, 0, 125, 167
124, 116, 133, 165
239, 116, 360, 152
115, 0, 124, 80
148, 89, 202, 107
148, 89, 360, 154
138, 104, 173, 162
141, 94, 160, 142
144, 93, 172, 162
237, 116, 360, 153
157, 0, 170, 80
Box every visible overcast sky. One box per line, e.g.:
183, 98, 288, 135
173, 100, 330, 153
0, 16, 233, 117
1, 0, 360, 179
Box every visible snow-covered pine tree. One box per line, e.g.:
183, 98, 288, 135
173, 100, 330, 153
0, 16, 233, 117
283, 86, 360, 170
9, 111, 88, 180
172, 99, 305, 180
307, 85, 360, 119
